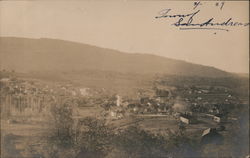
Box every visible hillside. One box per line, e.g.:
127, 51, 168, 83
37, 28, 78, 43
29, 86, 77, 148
0, 37, 230, 77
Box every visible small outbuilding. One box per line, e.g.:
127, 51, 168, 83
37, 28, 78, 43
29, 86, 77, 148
201, 128, 224, 145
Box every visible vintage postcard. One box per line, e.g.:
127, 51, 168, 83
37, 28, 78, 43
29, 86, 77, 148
0, 1, 249, 158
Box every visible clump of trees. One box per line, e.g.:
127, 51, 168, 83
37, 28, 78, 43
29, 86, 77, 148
75, 117, 114, 158
45, 99, 77, 158
45, 98, 114, 158
47, 99, 75, 148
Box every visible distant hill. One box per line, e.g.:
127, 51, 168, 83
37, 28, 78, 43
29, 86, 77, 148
0, 37, 231, 77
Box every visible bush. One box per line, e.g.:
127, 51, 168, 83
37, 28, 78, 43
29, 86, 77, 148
48, 99, 75, 148
111, 126, 168, 158
75, 117, 115, 158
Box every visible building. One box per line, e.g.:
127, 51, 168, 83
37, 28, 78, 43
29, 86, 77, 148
213, 116, 221, 123
180, 116, 190, 124
179, 113, 197, 124
155, 89, 171, 103
201, 128, 224, 145
116, 94, 122, 107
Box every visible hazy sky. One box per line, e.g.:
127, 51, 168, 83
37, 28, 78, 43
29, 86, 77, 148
0, 1, 249, 73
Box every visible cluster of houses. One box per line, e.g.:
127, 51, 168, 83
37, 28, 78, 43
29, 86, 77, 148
103, 88, 175, 120
101, 84, 239, 147
1, 75, 238, 126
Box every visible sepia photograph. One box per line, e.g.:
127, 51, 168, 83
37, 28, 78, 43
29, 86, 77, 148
0, 1, 249, 158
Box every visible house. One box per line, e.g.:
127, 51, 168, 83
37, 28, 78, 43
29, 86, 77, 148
213, 116, 221, 123
201, 90, 209, 93
173, 112, 181, 118
140, 97, 150, 104
155, 89, 171, 103
180, 116, 190, 124
202, 128, 212, 137
109, 107, 124, 120
79, 88, 89, 96
201, 128, 224, 145
179, 113, 197, 124
116, 94, 122, 107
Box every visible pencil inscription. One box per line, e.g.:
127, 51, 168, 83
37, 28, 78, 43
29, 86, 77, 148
155, 8, 249, 32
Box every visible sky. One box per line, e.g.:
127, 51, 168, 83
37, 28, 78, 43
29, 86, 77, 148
0, 1, 249, 73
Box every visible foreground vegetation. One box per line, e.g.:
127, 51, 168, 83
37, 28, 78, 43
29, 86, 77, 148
42, 98, 248, 158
